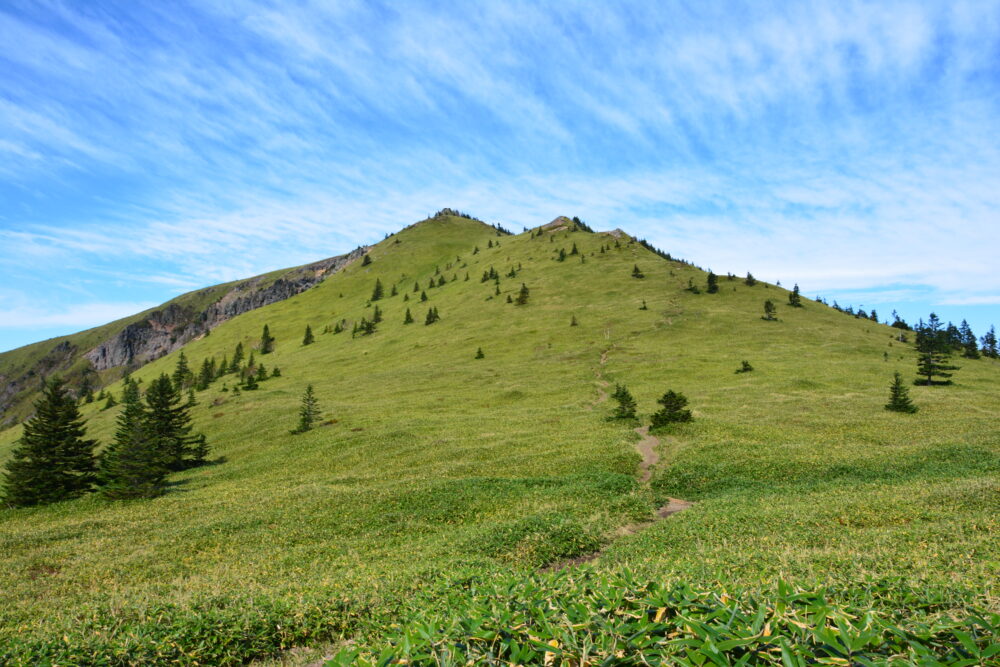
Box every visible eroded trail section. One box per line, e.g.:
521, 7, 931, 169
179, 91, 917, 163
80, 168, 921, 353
634, 425, 660, 484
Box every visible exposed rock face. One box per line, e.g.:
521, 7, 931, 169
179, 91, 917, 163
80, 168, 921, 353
85, 248, 366, 371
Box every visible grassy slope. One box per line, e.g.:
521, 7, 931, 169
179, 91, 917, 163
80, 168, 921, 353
0, 215, 997, 662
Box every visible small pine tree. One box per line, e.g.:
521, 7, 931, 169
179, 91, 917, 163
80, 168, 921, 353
372, 305, 383, 323
244, 373, 259, 390
474, 347, 485, 359
762, 300, 777, 321
610, 384, 637, 420
390, 284, 398, 296
413, 281, 420, 293
959, 320, 979, 359
744, 272, 757, 287
361, 254, 372, 266
260, 325, 275, 354
885, 372, 918, 413
302, 324, 315, 346
788, 284, 803, 307
631, 264, 644, 279
403, 308, 414, 324
99, 379, 168, 500
102, 392, 118, 410
570, 315, 578, 326
706, 271, 719, 294
196, 357, 214, 390
420, 290, 428, 302
735, 360, 754, 374
292, 385, 321, 434
915, 314, 958, 385
650, 390, 693, 428
981, 325, 998, 358
371, 279, 384, 301
255, 364, 267, 381
2, 377, 98, 507
515, 283, 529, 306
437, 275, 446, 287
143, 374, 206, 470
425, 307, 440, 325
506, 294, 513, 303
639, 300, 648, 311
271, 367, 281, 377
570, 242, 579, 255
172, 351, 192, 390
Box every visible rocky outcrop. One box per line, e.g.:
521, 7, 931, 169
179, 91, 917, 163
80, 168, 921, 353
85, 247, 367, 371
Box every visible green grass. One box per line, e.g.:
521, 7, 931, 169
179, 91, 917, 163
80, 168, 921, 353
1, 215, 997, 664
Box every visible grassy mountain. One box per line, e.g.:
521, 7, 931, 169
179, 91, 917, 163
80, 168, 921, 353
0, 248, 364, 427
1, 213, 997, 664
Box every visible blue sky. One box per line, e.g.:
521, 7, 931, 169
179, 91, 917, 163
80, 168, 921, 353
1, 1, 999, 352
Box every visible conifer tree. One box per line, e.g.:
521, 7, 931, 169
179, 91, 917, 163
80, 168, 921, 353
425, 307, 440, 325
303, 324, 315, 346
99, 379, 168, 499
143, 374, 207, 470
420, 290, 428, 302
639, 300, 648, 310
372, 305, 383, 323
570, 242, 579, 255
2, 378, 97, 507
196, 358, 214, 391
475, 347, 485, 359
981, 325, 998, 358
610, 384, 637, 420
390, 285, 398, 297
292, 385, 321, 434
762, 300, 777, 321
172, 351, 192, 390
495, 284, 501, 296
885, 372, 918, 413
361, 253, 372, 266
217, 355, 229, 377
744, 272, 757, 287
260, 325, 275, 354
403, 293, 410, 302
102, 392, 118, 410
557, 248, 567, 262
404, 308, 414, 324
506, 294, 513, 303
255, 364, 267, 381
959, 320, 979, 358
706, 271, 719, 294
371, 278, 384, 301
515, 283, 530, 306
570, 315, 578, 326
650, 390, 693, 428
735, 360, 754, 373
413, 281, 420, 293
631, 264, 644, 279
230, 344, 244, 372
788, 284, 803, 307
915, 314, 958, 385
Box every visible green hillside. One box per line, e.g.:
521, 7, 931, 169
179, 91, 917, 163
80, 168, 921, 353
1, 214, 997, 664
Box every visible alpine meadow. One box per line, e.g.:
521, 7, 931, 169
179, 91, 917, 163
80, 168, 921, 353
1, 212, 998, 664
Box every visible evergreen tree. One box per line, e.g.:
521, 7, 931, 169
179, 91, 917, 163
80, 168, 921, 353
744, 272, 757, 287
557, 248, 567, 262
735, 360, 754, 374
631, 264, 644, 279
610, 384, 637, 420
272, 367, 281, 377
196, 358, 214, 391
570, 315, 578, 326
639, 300, 648, 310
303, 324, 315, 346
706, 271, 719, 294
437, 275, 446, 287
885, 371, 918, 413
2, 378, 97, 507
788, 284, 803, 307
915, 314, 959, 385
570, 243, 579, 255
255, 364, 267, 381
959, 320, 979, 358
515, 283, 530, 306
650, 390, 693, 428
390, 285, 398, 297
762, 300, 778, 321
361, 253, 372, 266
99, 379, 169, 499
172, 351, 192, 390
403, 308, 414, 324
980, 325, 998, 358
372, 305, 383, 323
102, 392, 118, 410
371, 278, 384, 301
292, 385, 321, 434
231, 342, 244, 371
425, 307, 440, 325
475, 347, 485, 359
506, 294, 513, 303
143, 374, 207, 470
260, 325, 275, 354
244, 373, 259, 390
217, 355, 229, 378
420, 290, 428, 302
413, 281, 420, 293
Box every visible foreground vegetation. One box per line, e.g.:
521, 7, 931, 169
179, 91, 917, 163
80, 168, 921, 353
1, 214, 997, 663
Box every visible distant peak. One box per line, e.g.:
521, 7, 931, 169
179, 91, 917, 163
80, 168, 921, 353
542, 216, 573, 231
